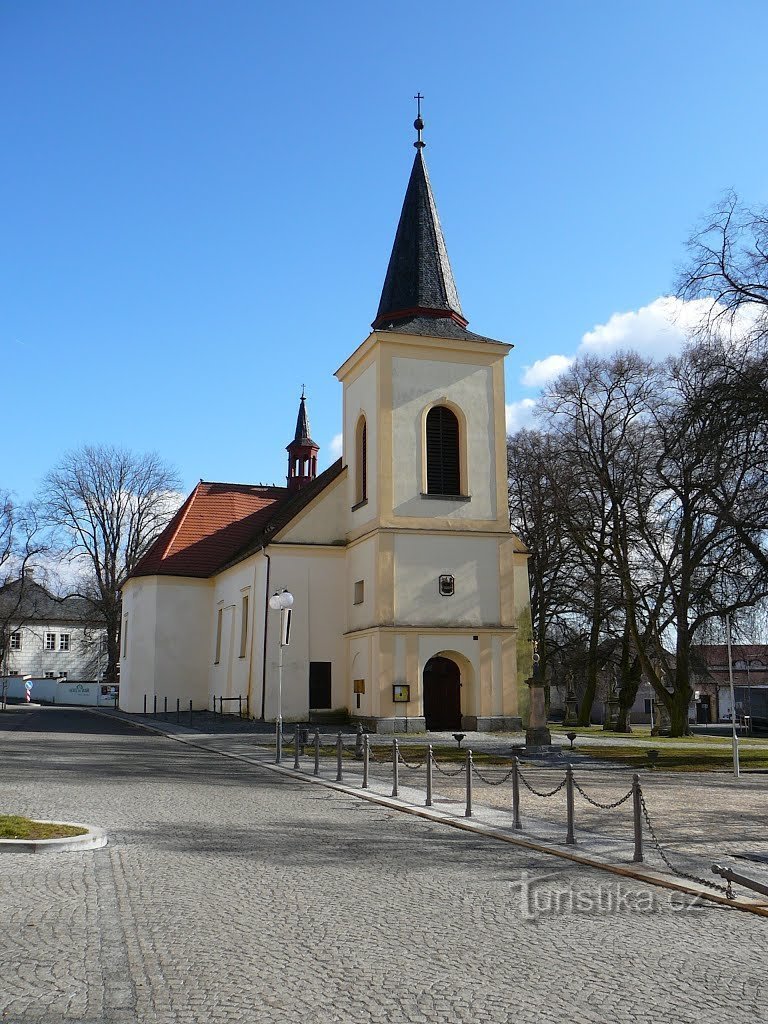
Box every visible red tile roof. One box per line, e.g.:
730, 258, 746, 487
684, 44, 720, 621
129, 459, 345, 580
130, 482, 288, 579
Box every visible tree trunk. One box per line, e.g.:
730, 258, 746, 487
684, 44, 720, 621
577, 550, 603, 726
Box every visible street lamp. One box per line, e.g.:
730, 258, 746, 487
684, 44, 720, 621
268, 589, 294, 764
725, 613, 740, 780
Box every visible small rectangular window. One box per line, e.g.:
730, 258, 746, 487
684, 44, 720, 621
644, 699, 652, 714
59, 633, 70, 652
45, 632, 56, 651
60, 671, 68, 679
353, 580, 364, 605
214, 608, 223, 664
44, 671, 56, 679
9, 632, 21, 650
239, 594, 249, 658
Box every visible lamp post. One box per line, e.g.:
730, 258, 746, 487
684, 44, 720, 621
725, 613, 740, 780
268, 589, 294, 764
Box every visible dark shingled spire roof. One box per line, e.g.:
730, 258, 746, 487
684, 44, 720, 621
373, 148, 468, 332
290, 394, 317, 449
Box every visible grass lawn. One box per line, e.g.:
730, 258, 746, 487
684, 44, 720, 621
550, 724, 768, 746
0, 815, 88, 840
577, 745, 768, 772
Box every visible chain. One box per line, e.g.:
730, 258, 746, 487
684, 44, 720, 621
471, 764, 516, 786
397, 750, 425, 770
639, 793, 733, 898
517, 767, 567, 798
572, 778, 634, 810
430, 753, 467, 777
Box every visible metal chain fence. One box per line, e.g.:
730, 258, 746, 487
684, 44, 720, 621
639, 792, 733, 898
517, 766, 567, 799
572, 778, 634, 810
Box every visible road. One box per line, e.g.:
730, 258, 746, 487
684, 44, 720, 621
1, 707, 765, 1024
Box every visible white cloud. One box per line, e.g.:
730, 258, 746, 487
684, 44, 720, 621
505, 398, 537, 433
519, 296, 732, 393
522, 354, 574, 387
329, 432, 343, 458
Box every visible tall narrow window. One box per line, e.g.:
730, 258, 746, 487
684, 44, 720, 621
239, 594, 249, 658
425, 406, 461, 495
122, 616, 128, 659
355, 415, 367, 505
214, 608, 223, 664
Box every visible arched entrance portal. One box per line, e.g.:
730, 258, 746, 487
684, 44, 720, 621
423, 655, 462, 731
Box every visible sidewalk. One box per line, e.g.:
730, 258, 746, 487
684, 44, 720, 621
90, 707, 768, 915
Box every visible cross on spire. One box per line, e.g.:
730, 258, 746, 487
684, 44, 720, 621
413, 92, 425, 149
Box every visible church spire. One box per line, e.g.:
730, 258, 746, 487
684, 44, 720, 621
286, 389, 319, 493
372, 100, 468, 332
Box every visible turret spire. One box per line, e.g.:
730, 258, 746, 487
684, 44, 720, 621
372, 101, 468, 333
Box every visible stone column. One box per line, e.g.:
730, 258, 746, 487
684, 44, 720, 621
525, 676, 552, 747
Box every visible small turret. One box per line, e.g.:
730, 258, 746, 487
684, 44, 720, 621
286, 389, 319, 493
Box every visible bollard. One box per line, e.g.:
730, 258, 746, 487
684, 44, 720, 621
565, 763, 576, 845
426, 744, 433, 807
238, 695, 243, 718
153, 694, 157, 716
512, 757, 522, 830
164, 696, 168, 717
336, 731, 343, 782
176, 697, 180, 724
143, 694, 147, 716
465, 749, 473, 817
189, 699, 193, 727
392, 738, 399, 798
294, 725, 300, 771
313, 728, 320, 776
355, 723, 364, 760
363, 734, 370, 789
632, 774, 643, 863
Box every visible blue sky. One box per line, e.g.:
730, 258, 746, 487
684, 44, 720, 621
3, 1, 768, 501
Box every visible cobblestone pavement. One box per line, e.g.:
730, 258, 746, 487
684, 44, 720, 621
1, 708, 766, 1024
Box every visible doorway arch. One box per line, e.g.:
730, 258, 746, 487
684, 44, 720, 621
423, 655, 462, 731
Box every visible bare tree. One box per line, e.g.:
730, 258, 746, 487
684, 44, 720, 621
0, 493, 47, 680
41, 446, 181, 683
677, 190, 768, 340
507, 429, 577, 688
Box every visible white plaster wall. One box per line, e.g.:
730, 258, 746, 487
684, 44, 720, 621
344, 359, 377, 526
394, 534, 500, 626
120, 577, 158, 713
347, 538, 377, 633
277, 474, 348, 545
208, 559, 260, 711
391, 356, 497, 520
263, 548, 346, 721
152, 577, 213, 708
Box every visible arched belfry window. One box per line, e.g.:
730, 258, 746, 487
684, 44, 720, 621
426, 406, 461, 496
355, 415, 367, 505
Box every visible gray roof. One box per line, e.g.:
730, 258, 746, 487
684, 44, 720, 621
289, 394, 317, 449
0, 579, 102, 624
373, 149, 466, 331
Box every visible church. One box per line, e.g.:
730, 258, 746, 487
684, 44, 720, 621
119, 114, 532, 733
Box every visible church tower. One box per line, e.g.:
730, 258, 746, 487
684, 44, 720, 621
336, 106, 530, 733
286, 390, 319, 493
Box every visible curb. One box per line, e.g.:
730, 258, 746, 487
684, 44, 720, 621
87, 708, 768, 917
0, 822, 108, 854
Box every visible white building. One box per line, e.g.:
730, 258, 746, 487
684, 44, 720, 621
119, 122, 533, 732
0, 579, 106, 682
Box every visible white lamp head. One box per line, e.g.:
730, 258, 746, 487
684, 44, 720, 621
269, 590, 294, 611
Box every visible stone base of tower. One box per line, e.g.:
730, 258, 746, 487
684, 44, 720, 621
353, 715, 426, 735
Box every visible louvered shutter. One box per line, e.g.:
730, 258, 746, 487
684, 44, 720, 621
426, 406, 460, 495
